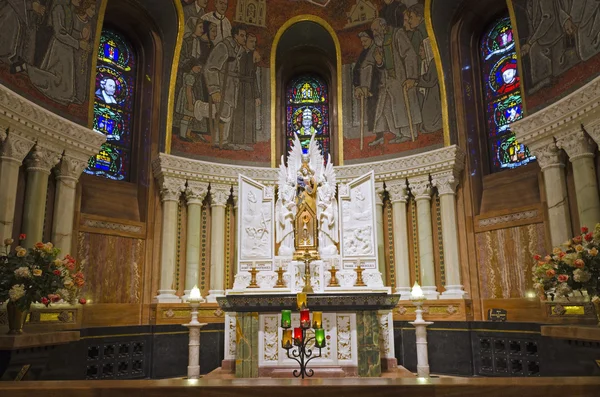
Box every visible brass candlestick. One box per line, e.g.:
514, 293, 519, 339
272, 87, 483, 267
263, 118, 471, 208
327, 265, 340, 287
274, 266, 286, 288
354, 264, 366, 287
248, 267, 260, 288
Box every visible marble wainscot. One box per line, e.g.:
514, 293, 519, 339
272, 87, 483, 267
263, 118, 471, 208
217, 293, 399, 378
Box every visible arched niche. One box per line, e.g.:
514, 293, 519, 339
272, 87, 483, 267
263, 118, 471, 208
272, 16, 342, 166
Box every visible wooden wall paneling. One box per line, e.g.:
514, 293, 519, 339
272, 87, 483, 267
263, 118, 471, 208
479, 164, 541, 214
82, 303, 142, 327
481, 298, 544, 323
11, 166, 27, 241
474, 204, 544, 233
566, 161, 580, 233
42, 173, 56, 243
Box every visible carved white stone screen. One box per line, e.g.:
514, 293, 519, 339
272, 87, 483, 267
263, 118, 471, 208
237, 175, 274, 270
338, 171, 378, 270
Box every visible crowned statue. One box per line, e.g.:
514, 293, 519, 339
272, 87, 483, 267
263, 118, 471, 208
276, 127, 339, 260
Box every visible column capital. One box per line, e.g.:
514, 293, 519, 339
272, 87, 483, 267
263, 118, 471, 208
529, 139, 564, 171
0, 133, 35, 164
375, 181, 385, 204
585, 121, 600, 149
210, 184, 231, 207
158, 175, 185, 202
26, 144, 62, 174
386, 179, 409, 203
185, 180, 209, 205
55, 153, 89, 187
431, 171, 459, 196
232, 185, 239, 208
556, 128, 595, 162
408, 176, 431, 201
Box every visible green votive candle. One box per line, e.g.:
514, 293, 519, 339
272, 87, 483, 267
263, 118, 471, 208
281, 310, 292, 328
315, 329, 326, 348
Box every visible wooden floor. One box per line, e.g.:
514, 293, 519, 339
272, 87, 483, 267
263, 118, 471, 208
1, 377, 600, 397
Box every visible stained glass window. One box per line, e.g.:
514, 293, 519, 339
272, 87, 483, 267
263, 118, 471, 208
480, 17, 534, 172
84, 30, 136, 181
286, 74, 330, 158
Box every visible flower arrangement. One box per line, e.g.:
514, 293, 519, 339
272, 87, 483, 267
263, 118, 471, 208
0, 235, 86, 312
533, 225, 600, 305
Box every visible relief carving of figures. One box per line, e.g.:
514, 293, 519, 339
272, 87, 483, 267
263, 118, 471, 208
342, 187, 374, 256
242, 189, 271, 257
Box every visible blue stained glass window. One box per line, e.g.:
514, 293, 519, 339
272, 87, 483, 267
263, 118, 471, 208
85, 29, 136, 181
286, 75, 330, 159
480, 17, 534, 172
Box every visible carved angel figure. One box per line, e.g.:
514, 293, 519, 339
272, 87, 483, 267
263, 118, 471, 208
317, 156, 338, 256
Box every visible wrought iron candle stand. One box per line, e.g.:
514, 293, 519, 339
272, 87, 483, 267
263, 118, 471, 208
280, 296, 326, 379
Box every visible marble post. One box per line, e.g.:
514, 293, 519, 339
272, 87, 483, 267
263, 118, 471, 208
432, 171, 466, 299
386, 180, 411, 299
375, 182, 386, 280
51, 153, 89, 255
155, 176, 185, 303
232, 186, 239, 280
0, 133, 34, 243
409, 299, 433, 378
182, 181, 209, 301
557, 129, 600, 229
207, 185, 231, 302
531, 140, 572, 247
408, 176, 438, 299
22, 145, 61, 248
185, 297, 207, 379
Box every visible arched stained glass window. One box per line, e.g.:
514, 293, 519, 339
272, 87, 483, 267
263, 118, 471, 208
480, 17, 534, 172
286, 74, 330, 158
84, 29, 136, 181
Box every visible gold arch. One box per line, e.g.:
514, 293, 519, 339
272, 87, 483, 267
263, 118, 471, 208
424, 0, 451, 146
87, 0, 109, 127
165, 0, 185, 154
506, 0, 528, 113
270, 15, 344, 167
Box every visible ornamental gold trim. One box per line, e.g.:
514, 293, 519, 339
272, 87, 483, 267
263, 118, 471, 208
165, 0, 185, 154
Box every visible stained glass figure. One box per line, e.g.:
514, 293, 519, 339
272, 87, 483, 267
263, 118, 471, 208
286, 75, 330, 158
480, 17, 534, 172
85, 29, 136, 181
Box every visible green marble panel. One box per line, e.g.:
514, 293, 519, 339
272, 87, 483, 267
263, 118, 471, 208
235, 312, 259, 378
357, 311, 381, 377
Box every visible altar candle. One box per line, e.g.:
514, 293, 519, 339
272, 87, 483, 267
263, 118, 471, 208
312, 311, 322, 329
315, 329, 326, 348
281, 310, 292, 329
294, 327, 303, 345
297, 292, 307, 310
282, 329, 293, 349
300, 309, 310, 329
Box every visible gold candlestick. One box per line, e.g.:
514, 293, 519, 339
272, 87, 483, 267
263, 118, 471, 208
327, 265, 340, 287
354, 263, 366, 287
248, 266, 260, 288
302, 252, 314, 293
274, 265, 286, 288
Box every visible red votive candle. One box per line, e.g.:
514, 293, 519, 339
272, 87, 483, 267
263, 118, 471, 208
293, 327, 303, 345
300, 309, 310, 329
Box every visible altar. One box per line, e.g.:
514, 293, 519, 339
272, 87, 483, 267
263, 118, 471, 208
217, 132, 399, 377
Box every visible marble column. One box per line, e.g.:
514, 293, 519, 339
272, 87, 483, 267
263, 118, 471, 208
0, 133, 34, 243
232, 186, 239, 279
207, 184, 231, 302
432, 171, 467, 299
532, 139, 571, 247
375, 182, 386, 280
51, 153, 89, 255
557, 129, 600, 229
182, 181, 209, 301
408, 176, 438, 299
155, 175, 186, 303
386, 180, 411, 299
22, 145, 61, 248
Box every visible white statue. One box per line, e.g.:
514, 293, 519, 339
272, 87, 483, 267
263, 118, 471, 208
275, 129, 339, 257
242, 190, 271, 256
